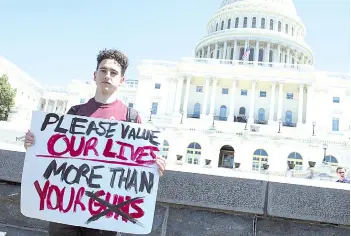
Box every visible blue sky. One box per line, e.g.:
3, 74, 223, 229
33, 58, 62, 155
0, 0, 349, 86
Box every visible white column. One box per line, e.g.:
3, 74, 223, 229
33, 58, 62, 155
173, 77, 184, 113
233, 40, 237, 60
297, 84, 304, 125
222, 41, 227, 59
207, 45, 211, 58
305, 85, 314, 124
214, 43, 218, 59
182, 76, 191, 114
44, 99, 48, 112
277, 82, 284, 120
277, 45, 281, 63
53, 100, 58, 113
248, 80, 257, 123
209, 78, 217, 115
202, 77, 210, 116
266, 43, 271, 63
228, 79, 237, 121
255, 41, 259, 64
269, 82, 277, 122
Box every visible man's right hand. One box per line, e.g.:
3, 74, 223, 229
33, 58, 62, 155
24, 130, 35, 150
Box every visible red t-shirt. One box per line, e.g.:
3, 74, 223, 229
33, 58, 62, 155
67, 98, 142, 123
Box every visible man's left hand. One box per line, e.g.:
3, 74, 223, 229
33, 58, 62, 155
156, 156, 166, 176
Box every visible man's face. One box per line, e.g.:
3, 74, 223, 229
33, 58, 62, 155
337, 169, 346, 179
94, 59, 124, 94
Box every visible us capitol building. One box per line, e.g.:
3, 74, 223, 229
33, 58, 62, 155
1, 0, 350, 178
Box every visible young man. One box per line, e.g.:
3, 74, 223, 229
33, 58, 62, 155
24, 49, 166, 236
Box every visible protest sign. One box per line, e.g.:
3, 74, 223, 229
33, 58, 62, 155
21, 111, 162, 234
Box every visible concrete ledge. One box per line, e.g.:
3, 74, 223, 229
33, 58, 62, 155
0, 148, 350, 229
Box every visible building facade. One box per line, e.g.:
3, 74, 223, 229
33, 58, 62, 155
134, 0, 350, 174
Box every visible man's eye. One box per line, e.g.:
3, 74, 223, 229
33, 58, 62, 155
100, 69, 107, 72
111, 71, 117, 76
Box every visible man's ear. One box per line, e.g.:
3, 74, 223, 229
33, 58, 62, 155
120, 76, 125, 84
93, 71, 97, 81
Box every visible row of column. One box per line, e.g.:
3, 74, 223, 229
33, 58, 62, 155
173, 76, 308, 125
42, 99, 68, 114
197, 40, 311, 65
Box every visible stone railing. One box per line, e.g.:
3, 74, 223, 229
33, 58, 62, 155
0, 148, 349, 235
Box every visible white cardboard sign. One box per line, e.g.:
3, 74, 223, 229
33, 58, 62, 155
21, 111, 161, 234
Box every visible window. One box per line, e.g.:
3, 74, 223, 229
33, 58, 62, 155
162, 140, 169, 159
227, 19, 231, 29
332, 118, 339, 131
278, 21, 281, 32
243, 17, 247, 28
222, 88, 229, 94
270, 19, 273, 30
196, 86, 203, 92
193, 103, 201, 118
292, 27, 294, 36
285, 24, 288, 34
285, 111, 292, 124
260, 91, 266, 97
216, 23, 218, 31
239, 107, 246, 115
235, 17, 239, 28
221, 20, 224, 30
287, 93, 294, 99
287, 152, 303, 171
258, 108, 265, 121
252, 17, 256, 28
80, 98, 86, 104
155, 83, 161, 89
186, 142, 201, 165
219, 105, 227, 120
151, 102, 158, 115
333, 97, 340, 103
261, 18, 265, 29
325, 155, 338, 166
241, 89, 247, 96
252, 149, 268, 171
128, 103, 133, 108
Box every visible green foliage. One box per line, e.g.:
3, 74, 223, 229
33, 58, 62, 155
0, 74, 16, 121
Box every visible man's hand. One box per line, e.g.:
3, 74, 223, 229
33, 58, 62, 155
156, 156, 166, 176
24, 130, 35, 150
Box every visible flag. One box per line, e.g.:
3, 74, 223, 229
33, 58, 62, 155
242, 47, 250, 60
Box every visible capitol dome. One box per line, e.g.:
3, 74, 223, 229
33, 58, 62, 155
195, 0, 314, 68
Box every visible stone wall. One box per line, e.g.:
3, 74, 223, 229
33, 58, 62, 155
0, 148, 350, 235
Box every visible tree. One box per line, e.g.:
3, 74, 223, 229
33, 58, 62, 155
0, 74, 16, 121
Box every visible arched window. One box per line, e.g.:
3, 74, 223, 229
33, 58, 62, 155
216, 23, 218, 31
278, 21, 281, 32
292, 27, 294, 36
285, 24, 288, 34
227, 19, 231, 29
288, 152, 303, 171
269, 50, 273, 63
258, 49, 264, 62
258, 108, 265, 121
162, 140, 169, 159
221, 20, 224, 30
186, 142, 201, 165
249, 48, 255, 61
193, 103, 201, 118
239, 47, 245, 61
235, 17, 239, 28
252, 17, 256, 28
325, 155, 338, 166
285, 111, 292, 124
252, 149, 268, 171
219, 105, 227, 120
270, 19, 274, 30
239, 107, 246, 115
261, 18, 265, 29
243, 17, 247, 28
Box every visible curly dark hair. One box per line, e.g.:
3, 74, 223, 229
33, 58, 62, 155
96, 49, 129, 76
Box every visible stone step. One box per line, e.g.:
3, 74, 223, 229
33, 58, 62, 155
0, 224, 48, 236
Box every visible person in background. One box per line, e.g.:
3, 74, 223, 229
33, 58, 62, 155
24, 48, 166, 236
336, 167, 350, 183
